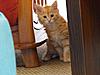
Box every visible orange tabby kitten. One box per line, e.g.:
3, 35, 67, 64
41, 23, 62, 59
34, 1, 70, 62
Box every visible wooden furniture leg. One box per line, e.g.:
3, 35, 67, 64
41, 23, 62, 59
18, 0, 40, 67
21, 48, 40, 67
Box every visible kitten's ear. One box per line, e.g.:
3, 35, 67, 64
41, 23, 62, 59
34, 4, 44, 14
51, 1, 58, 10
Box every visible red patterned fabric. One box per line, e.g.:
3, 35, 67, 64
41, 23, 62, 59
0, 0, 18, 26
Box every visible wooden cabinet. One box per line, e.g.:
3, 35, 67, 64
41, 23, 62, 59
67, 0, 100, 75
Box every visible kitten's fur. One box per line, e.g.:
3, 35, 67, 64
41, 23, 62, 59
34, 1, 70, 62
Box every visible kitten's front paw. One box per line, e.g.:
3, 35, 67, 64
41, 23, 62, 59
59, 56, 63, 61
63, 57, 71, 63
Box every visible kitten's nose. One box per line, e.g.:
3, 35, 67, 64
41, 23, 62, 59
48, 19, 51, 22
48, 20, 51, 22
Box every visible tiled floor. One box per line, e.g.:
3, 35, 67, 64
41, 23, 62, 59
17, 58, 72, 75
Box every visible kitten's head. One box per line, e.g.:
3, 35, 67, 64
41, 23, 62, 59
34, 1, 59, 26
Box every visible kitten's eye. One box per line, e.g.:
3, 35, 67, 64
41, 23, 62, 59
43, 16, 47, 18
51, 14, 54, 17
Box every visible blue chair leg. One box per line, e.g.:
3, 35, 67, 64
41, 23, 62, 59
0, 12, 16, 75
